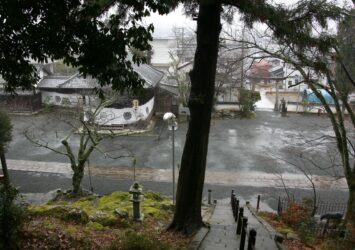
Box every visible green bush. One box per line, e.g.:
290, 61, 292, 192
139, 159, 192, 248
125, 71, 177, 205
239, 89, 261, 118
0, 184, 24, 250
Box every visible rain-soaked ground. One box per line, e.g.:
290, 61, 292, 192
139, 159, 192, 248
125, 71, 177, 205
8, 109, 349, 177
7, 109, 352, 207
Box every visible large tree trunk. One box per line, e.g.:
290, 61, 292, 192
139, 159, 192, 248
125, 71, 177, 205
346, 175, 355, 243
169, 2, 221, 235
0, 153, 10, 188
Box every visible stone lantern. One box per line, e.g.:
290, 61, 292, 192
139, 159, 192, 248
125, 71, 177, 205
129, 181, 144, 221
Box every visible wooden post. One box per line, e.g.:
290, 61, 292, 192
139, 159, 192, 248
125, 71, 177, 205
257, 195, 261, 211
236, 207, 244, 235
208, 189, 212, 205
277, 197, 282, 216
248, 229, 257, 250
234, 199, 240, 222
239, 217, 248, 250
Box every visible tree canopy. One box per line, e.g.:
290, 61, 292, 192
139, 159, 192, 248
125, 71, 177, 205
0, 0, 174, 95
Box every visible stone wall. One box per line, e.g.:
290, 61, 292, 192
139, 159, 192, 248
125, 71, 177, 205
0, 93, 42, 113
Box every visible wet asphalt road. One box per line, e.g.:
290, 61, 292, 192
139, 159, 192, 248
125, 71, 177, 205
10, 170, 348, 212
8, 110, 345, 176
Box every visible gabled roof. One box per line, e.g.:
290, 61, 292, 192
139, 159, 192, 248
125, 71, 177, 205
132, 63, 164, 88
39, 63, 164, 90
38, 73, 96, 89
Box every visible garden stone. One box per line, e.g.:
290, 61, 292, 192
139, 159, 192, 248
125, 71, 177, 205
287, 232, 300, 240
67, 208, 89, 223
114, 209, 128, 219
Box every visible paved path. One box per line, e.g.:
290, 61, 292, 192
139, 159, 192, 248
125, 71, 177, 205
199, 199, 238, 250
199, 199, 278, 250
243, 205, 278, 250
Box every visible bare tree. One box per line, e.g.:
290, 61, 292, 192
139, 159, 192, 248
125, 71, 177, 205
223, 17, 355, 227
25, 99, 132, 196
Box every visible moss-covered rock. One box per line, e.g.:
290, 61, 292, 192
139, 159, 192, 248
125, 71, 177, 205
86, 221, 105, 231
90, 211, 117, 226
65, 208, 89, 224
28, 205, 70, 218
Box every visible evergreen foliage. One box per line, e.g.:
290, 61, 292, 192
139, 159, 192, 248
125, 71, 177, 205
0, 0, 175, 95
239, 89, 260, 118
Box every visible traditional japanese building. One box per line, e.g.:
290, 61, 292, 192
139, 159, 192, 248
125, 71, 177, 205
38, 63, 165, 127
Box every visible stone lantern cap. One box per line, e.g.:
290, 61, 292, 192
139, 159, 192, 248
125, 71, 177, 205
129, 181, 142, 194
129, 181, 143, 202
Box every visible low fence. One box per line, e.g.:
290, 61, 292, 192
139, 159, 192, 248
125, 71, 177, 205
277, 197, 347, 217
230, 190, 258, 250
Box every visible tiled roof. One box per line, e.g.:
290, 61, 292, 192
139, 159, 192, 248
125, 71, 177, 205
39, 63, 164, 90
132, 64, 164, 88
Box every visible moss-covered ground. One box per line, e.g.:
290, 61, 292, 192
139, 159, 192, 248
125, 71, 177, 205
21, 191, 190, 249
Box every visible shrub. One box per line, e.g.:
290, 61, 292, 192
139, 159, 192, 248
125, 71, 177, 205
281, 202, 310, 227
0, 184, 24, 249
239, 89, 260, 118
298, 218, 317, 243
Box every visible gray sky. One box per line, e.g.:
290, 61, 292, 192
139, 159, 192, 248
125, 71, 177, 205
143, 6, 195, 38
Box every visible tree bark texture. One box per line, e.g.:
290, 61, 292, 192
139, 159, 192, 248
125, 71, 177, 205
346, 176, 355, 240
169, 2, 221, 235
0, 153, 10, 188
72, 165, 84, 195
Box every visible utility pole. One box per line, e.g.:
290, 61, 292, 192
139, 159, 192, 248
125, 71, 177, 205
240, 25, 245, 89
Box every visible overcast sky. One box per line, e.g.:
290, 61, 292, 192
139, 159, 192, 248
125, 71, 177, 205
143, 0, 352, 38
143, 6, 195, 38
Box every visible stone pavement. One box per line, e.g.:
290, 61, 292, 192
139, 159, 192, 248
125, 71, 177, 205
199, 199, 238, 250
243, 204, 278, 250
198, 198, 278, 250
7, 159, 72, 175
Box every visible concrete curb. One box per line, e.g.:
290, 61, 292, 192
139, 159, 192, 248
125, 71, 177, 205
188, 203, 217, 250
247, 204, 288, 250
188, 227, 210, 250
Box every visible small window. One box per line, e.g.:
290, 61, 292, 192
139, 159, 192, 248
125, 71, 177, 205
288, 80, 293, 87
